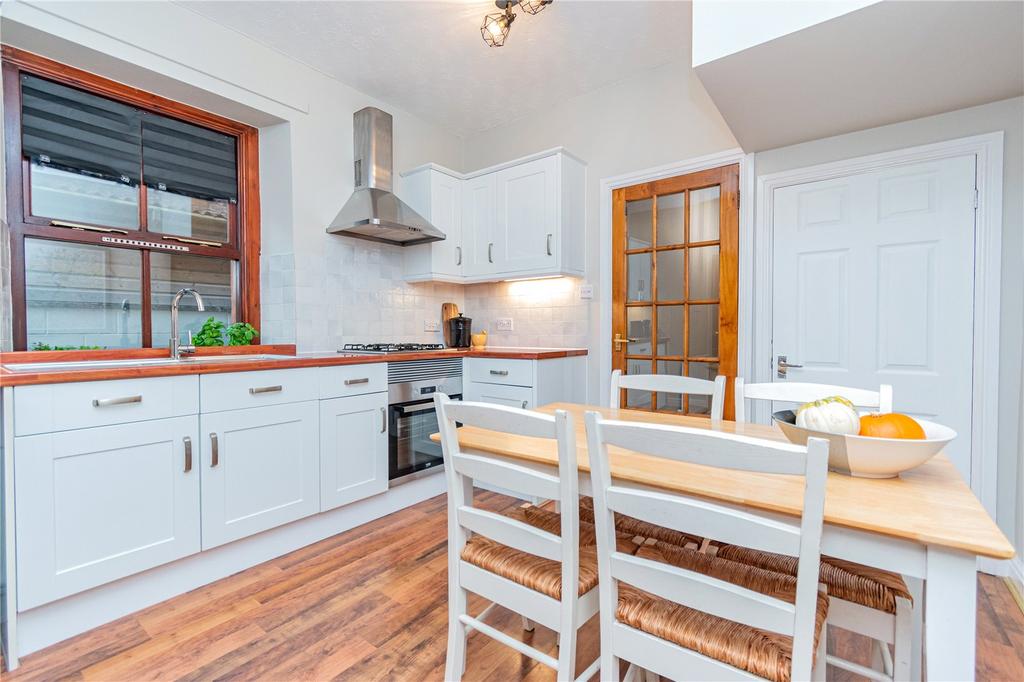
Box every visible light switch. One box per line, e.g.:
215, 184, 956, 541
579, 284, 594, 300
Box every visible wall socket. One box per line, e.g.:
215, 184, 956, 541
495, 318, 514, 331
424, 320, 441, 332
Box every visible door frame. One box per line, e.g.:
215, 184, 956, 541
754, 132, 1004, 530
598, 148, 755, 409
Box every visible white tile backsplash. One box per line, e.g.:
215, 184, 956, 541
464, 277, 587, 349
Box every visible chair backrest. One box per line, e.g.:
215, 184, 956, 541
609, 369, 727, 420
734, 377, 893, 423
584, 411, 829, 680
435, 394, 581, 602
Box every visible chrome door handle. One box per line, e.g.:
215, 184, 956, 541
381, 407, 387, 433
456, 246, 462, 266
776, 355, 804, 379
249, 385, 282, 394
183, 436, 193, 473
345, 378, 369, 386
92, 395, 142, 407
210, 433, 219, 467
546, 233, 552, 256
488, 242, 494, 263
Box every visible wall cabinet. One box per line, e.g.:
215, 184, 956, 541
200, 401, 319, 550
401, 148, 585, 283
15, 416, 201, 609
320, 392, 388, 511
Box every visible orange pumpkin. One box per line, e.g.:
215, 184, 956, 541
858, 413, 926, 439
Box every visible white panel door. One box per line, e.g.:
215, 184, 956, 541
494, 156, 558, 273
462, 173, 497, 277
773, 155, 976, 479
15, 416, 200, 609
201, 401, 319, 549
320, 392, 388, 511
431, 172, 463, 279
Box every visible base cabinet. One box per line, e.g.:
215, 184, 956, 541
200, 401, 319, 550
465, 382, 534, 409
14, 416, 201, 609
320, 392, 388, 511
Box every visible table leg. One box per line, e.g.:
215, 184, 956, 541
924, 546, 977, 680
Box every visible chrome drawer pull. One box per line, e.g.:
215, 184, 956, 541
249, 385, 283, 395
210, 433, 219, 467
381, 407, 387, 433
183, 436, 193, 473
489, 370, 509, 376
92, 395, 142, 407
345, 378, 370, 386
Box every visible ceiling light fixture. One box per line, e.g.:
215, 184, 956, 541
480, 0, 553, 48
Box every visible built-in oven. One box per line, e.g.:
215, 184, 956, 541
387, 358, 463, 486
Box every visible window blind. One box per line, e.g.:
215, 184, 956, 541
142, 114, 238, 202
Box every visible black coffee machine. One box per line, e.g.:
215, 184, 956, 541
447, 313, 472, 348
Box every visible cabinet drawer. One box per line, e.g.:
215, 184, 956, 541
319, 363, 387, 399
466, 382, 535, 409
14, 375, 198, 436
200, 368, 318, 413
467, 358, 534, 387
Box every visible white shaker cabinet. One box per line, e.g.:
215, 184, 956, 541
320, 392, 388, 511
464, 356, 586, 409
200, 401, 319, 549
401, 167, 464, 283
492, 155, 559, 274
461, 172, 498, 278
15, 416, 201, 609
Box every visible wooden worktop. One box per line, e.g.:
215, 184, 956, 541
439, 402, 1015, 560
0, 345, 587, 387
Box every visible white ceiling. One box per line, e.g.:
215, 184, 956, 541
177, 1, 692, 136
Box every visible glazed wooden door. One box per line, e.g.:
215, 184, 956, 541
611, 164, 739, 417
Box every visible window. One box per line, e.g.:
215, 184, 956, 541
2, 46, 260, 350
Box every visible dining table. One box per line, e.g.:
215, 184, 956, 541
432, 402, 1016, 681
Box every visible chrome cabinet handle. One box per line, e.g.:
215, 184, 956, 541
210, 433, 219, 467
546, 233, 552, 256
489, 369, 509, 376
345, 378, 370, 386
776, 355, 804, 379
488, 242, 494, 263
183, 436, 193, 473
381, 407, 387, 433
249, 385, 282, 395
521, 401, 528, 409
92, 395, 142, 407
456, 246, 462, 266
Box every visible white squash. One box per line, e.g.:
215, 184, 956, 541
795, 396, 860, 435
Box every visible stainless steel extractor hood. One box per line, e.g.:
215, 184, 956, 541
327, 107, 445, 246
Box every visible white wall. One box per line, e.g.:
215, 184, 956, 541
462, 58, 739, 401
756, 96, 1024, 552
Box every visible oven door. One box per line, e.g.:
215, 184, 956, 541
388, 394, 461, 486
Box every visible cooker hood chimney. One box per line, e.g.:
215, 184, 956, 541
327, 107, 445, 246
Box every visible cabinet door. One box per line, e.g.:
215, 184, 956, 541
431, 172, 463, 279
465, 381, 535, 410
201, 402, 318, 549
462, 173, 497, 277
494, 156, 558, 273
320, 392, 388, 511
15, 416, 200, 609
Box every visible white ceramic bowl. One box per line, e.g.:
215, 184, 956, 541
772, 411, 956, 478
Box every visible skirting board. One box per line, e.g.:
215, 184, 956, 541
14, 474, 447, 659
1009, 557, 1024, 609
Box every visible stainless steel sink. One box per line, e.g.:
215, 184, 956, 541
3, 354, 294, 373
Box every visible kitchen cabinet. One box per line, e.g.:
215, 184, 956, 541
464, 356, 586, 409
401, 148, 585, 283
320, 392, 388, 511
200, 401, 319, 549
15, 416, 201, 609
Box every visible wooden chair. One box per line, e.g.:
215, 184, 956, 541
734, 378, 893, 423
435, 394, 600, 682
584, 411, 831, 682
610, 369, 727, 420
731, 378, 916, 681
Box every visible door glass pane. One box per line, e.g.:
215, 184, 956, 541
626, 307, 652, 355
656, 360, 684, 412
656, 193, 685, 245
688, 245, 720, 300
30, 162, 139, 229
626, 198, 653, 249
627, 253, 652, 302
656, 249, 684, 301
625, 358, 652, 409
148, 190, 230, 244
657, 305, 684, 356
150, 253, 233, 348
25, 238, 142, 349
688, 304, 719, 358
687, 361, 720, 415
689, 186, 720, 242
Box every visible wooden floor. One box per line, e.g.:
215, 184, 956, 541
3, 491, 1022, 681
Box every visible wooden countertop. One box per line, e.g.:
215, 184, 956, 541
436, 402, 1015, 560
0, 345, 587, 387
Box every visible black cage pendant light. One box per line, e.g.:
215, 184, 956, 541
480, 0, 553, 47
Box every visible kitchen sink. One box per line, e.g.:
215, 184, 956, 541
3, 354, 295, 373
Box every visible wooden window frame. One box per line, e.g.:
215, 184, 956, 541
2, 45, 261, 350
